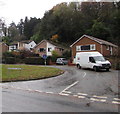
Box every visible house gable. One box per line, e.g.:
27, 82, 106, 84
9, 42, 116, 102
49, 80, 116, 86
70, 34, 118, 48
34, 40, 64, 56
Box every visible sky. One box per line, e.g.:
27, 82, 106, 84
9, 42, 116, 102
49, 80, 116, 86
0, 0, 118, 26
0, 0, 77, 26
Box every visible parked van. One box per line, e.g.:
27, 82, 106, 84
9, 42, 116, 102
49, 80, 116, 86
75, 52, 111, 71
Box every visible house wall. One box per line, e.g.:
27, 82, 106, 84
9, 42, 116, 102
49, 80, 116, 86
55, 47, 64, 56
18, 42, 25, 50
24, 41, 36, 50
34, 41, 47, 57
9, 45, 18, 51
2, 43, 8, 53
71, 37, 101, 60
46, 42, 56, 56
0, 43, 8, 54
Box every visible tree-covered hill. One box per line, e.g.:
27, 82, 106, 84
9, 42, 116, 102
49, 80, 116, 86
1, 2, 120, 46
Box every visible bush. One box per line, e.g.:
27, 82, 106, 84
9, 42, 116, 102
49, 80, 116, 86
62, 50, 71, 59
107, 56, 120, 70
5, 57, 16, 64
115, 63, 120, 70
3, 52, 14, 58
25, 57, 45, 65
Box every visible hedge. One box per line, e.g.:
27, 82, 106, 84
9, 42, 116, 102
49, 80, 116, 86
5, 57, 16, 64
25, 57, 45, 65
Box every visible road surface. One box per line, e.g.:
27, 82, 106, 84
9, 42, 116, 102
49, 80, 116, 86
2, 65, 119, 112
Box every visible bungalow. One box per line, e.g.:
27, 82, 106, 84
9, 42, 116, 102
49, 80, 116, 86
70, 35, 118, 61
18, 40, 36, 51
9, 40, 36, 52
33, 40, 64, 57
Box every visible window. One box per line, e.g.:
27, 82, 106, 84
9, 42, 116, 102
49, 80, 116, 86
81, 45, 90, 50
89, 57, 95, 63
76, 44, 96, 51
90, 44, 96, 50
106, 45, 109, 50
39, 48, 46, 52
93, 56, 105, 62
48, 48, 52, 52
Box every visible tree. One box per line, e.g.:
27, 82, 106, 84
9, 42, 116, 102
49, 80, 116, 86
87, 20, 110, 41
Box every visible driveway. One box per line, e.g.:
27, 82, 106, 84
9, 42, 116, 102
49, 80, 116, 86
2, 65, 119, 106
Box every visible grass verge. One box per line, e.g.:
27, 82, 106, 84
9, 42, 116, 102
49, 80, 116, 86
1, 64, 64, 82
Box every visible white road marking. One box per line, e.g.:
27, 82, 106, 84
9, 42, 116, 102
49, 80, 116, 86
34, 90, 43, 93
78, 96, 85, 99
26, 89, 32, 91
59, 81, 79, 94
45, 92, 54, 94
73, 95, 78, 97
59, 93, 69, 96
90, 98, 106, 102
78, 92, 88, 96
83, 72, 86, 78
112, 101, 120, 104
63, 91, 71, 94
114, 98, 120, 101
93, 95, 107, 99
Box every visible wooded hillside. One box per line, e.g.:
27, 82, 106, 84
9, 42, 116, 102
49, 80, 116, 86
1, 2, 120, 46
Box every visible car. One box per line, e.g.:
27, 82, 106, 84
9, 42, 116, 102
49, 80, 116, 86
56, 58, 68, 65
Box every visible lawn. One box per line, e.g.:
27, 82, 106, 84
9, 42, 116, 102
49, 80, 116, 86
2, 64, 64, 82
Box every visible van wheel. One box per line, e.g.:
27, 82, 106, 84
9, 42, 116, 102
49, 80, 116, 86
93, 66, 98, 72
77, 64, 81, 69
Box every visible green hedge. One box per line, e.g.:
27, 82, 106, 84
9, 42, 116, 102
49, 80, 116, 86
25, 57, 45, 65
5, 57, 16, 64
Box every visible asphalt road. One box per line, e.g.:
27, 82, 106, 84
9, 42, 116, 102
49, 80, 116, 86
2, 65, 119, 112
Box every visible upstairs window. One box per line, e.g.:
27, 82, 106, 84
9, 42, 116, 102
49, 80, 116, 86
39, 48, 46, 52
48, 48, 52, 52
76, 44, 96, 51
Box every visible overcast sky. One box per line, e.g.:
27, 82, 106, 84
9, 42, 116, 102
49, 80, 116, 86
0, 0, 118, 26
0, 0, 77, 25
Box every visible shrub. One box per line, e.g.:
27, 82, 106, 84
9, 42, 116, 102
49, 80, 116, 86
3, 52, 14, 58
25, 57, 45, 65
115, 63, 120, 70
5, 57, 16, 64
62, 50, 71, 59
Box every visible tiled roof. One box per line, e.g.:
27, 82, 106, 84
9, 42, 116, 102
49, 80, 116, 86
20, 40, 33, 44
70, 34, 118, 48
34, 40, 64, 49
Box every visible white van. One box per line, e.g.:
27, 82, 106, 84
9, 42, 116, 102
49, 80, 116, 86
75, 52, 111, 71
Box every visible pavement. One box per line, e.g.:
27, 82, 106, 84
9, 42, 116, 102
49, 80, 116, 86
1, 65, 119, 112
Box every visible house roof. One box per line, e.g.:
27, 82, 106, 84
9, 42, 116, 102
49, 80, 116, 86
70, 34, 118, 48
0, 42, 8, 47
34, 40, 64, 49
20, 40, 33, 44
10, 41, 18, 45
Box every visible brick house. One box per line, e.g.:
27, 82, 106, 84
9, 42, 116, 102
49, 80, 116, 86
70, 35, 118, 61
33, 40, 64, 57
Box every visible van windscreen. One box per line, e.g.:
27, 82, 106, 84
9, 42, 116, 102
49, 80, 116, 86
93, 56, 105, 62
